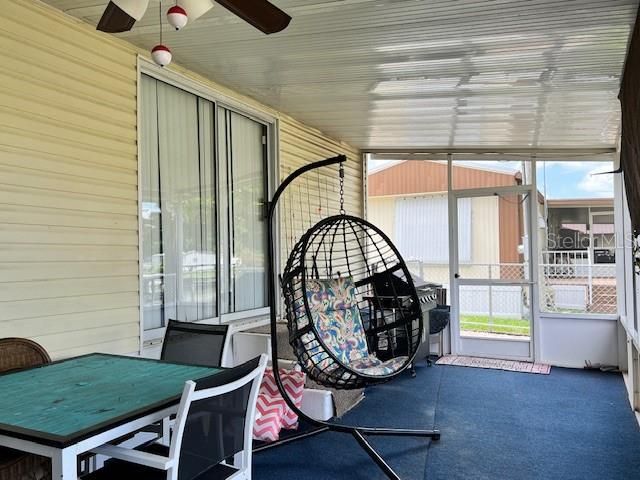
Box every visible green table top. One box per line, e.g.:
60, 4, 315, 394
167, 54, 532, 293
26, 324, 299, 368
0, 353, 221, 447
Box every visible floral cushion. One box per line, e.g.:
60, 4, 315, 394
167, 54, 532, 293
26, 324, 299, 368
349, 356, 409, 376
305, 278, 369, 366
300, 277, 407, 378
306, 277, 358, 313
300, 332, 333, 371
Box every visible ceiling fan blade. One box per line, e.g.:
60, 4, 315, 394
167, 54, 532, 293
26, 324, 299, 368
214, 0, 291, 34
178, 0, 215, 22
97, 0, 150, 33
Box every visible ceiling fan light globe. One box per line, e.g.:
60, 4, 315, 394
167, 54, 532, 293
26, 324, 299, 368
177, 0, 214, 22
112, 0, 149, 21
97, 0, 150, 32
151, 44, 172, 67
167, 5, 189, 30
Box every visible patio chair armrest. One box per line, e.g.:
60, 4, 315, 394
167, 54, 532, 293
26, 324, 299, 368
91, 444, 174, 470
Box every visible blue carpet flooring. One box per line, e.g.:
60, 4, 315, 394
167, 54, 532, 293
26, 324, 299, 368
253, 364, 640, 479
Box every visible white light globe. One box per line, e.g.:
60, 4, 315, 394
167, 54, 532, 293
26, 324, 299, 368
178, 0, 213, 21
151, 44, 172, 67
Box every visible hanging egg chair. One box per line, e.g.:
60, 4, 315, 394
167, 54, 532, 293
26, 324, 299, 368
282, 214, 423, 389
263, 155, 440, 480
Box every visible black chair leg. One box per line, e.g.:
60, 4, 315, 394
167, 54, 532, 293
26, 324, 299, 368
352, 429, 401, 480
255, 423, 441, 479
358, 426, 441, 441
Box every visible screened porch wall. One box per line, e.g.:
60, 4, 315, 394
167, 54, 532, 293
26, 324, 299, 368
0, 0, 363, 359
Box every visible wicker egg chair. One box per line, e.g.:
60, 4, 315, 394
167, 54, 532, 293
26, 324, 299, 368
282, 214, 422, 390
262, 156, 440, 480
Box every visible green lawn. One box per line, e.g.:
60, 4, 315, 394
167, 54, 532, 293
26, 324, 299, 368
460, 314, 530, 336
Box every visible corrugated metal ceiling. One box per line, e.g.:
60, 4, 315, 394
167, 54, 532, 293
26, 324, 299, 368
43, 0, 639, 150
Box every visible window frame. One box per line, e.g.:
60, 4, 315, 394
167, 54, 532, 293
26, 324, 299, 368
137, 57, 279, 347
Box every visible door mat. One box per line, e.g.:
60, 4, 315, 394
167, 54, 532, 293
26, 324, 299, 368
436, 355, 551, 374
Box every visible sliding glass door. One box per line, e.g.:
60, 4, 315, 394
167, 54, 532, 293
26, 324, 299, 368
140, 76, 217, 330
140, 74, 270, 335
218, 108, 268, 315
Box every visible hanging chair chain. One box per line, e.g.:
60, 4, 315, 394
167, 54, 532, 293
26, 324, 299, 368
339, 163, 345, 215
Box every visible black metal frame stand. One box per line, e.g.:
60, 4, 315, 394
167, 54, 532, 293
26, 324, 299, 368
259, 155, 440, 479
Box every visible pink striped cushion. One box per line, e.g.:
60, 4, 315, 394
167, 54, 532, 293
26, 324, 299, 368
253, 367, 306, 442
260, 367, 306, 428
253, 393, 287, 442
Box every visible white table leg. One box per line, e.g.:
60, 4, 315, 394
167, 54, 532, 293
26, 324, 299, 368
51, 447, 78, 480
160, 416, 171, 446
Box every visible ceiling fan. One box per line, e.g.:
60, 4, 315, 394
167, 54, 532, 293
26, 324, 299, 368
97, 0, 292, 35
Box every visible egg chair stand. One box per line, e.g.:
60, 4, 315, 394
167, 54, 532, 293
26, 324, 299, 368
260, 154, 440, 480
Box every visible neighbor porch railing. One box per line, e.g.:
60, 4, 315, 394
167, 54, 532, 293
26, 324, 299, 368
404, 252, 617, 336
540, 249, 616, 315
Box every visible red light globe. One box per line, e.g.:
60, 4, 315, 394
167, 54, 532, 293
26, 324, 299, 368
151, 44, 172, 67
167, 5, 188, 30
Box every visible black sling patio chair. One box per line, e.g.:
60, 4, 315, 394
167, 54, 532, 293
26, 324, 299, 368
86, 355, 268, 480
162, 320, 230, 368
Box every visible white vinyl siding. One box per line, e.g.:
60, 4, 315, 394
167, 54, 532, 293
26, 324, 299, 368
0, 0, 363, 357
279, 116, 362, 228
0, 0, 139, 358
